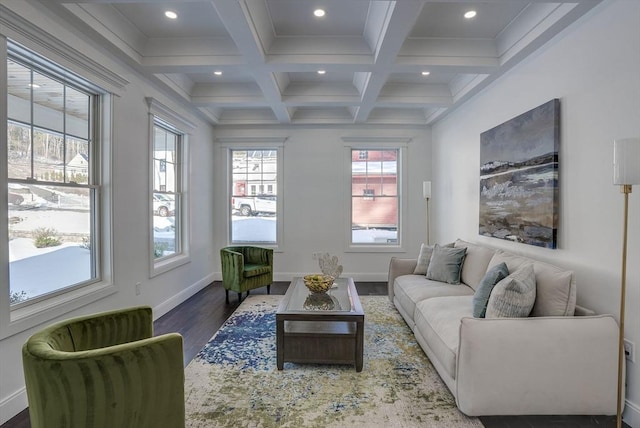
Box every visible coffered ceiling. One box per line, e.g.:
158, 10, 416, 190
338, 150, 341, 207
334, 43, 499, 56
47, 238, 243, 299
39, 0, 601, 126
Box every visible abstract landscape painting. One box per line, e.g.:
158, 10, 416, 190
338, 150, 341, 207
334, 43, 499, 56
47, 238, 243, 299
479, 99, 560, 249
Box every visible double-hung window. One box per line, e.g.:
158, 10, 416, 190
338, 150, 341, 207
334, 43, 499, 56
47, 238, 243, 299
228, 147, 281, 245
150, 116, 188, 273
6, 44, 102, 307
349, 148, 402, 246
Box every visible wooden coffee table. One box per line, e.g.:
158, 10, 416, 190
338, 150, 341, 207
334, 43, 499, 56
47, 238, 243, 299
276, 277, 364, 371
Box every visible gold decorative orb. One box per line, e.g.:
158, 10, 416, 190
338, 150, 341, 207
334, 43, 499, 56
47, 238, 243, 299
303, 274, 334, 293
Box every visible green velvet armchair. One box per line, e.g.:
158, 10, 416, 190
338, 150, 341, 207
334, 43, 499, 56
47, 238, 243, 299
22, 306, 185, 428
220, 246, 273, 303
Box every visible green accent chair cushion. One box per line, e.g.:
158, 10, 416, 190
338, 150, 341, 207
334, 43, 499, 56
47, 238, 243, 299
22, 306, 185, 428
221, 246, 274, 303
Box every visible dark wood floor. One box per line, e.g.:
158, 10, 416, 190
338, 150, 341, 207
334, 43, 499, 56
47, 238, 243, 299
3, 281, 623, 428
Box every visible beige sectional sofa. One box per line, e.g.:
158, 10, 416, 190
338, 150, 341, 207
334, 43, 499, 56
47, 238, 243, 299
388, 239, 620, 416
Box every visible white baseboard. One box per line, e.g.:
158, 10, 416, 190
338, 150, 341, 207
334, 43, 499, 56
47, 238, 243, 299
624, 399, 640, 428
0, 386, 27, 425
153, 273, 214, 320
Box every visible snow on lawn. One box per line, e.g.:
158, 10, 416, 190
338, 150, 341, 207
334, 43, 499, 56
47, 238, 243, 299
10, 238, 91, 298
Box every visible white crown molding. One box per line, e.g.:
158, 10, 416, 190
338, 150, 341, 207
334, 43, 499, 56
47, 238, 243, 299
146, 97, 197, 132
0, 4, 129, 93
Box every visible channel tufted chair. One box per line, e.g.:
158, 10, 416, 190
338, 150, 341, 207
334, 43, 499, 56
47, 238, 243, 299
22, 306, 185, 428
220, 246, 273, 303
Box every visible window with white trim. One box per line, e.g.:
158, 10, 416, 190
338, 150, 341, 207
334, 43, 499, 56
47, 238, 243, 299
229, 148, 279, 245
151, 120, 183, 263
350, 148, 400, 245
6, 43, 102, 307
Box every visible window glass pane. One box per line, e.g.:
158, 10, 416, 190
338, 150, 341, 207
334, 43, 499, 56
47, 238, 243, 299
33, 128, 65, 181
66, 87, 90, 140
7, 60, 31, 124
230, 149, 277, 244
7, 121, 31, 180
9, 185, 94, 303
33, 71, 64, 134
65, 138, 89, 184
351, 148, 398, 244
153, 192, 176, 259
153, 126, 178, 192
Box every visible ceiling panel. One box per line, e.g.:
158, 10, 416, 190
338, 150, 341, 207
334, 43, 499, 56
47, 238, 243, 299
266, 0, 369, 36
113, 2, 228, 38
39, 0, 601, 126
411, 2, 529, 39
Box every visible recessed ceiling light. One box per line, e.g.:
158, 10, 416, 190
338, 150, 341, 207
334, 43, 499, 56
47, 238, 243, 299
464, 10, 477, 19
165, 10, 178, 20
317, 70, 326, 75
313, 9, 325, 18
213, 71, 223, 76
421, 71, 431, 76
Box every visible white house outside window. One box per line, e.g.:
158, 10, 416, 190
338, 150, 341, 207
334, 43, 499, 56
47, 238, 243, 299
6, 45, 100, 306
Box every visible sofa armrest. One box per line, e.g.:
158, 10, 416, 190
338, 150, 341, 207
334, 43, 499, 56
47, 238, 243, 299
387, 257, 417, 302
455, 315, 619, 416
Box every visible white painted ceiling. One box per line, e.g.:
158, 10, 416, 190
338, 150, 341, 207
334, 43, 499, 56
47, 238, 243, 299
39, 0, 601, 126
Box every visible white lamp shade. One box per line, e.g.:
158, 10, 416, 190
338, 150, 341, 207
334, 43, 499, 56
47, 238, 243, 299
614, 138, 640, 185
423, 181, 432, 199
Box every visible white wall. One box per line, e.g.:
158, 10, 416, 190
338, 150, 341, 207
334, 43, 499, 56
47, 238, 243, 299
432, 0, 640, 424
0, 3, 216, 423
212, 126, 432, 281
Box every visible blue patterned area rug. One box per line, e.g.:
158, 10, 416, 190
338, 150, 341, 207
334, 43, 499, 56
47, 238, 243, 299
184, 295, 483, 428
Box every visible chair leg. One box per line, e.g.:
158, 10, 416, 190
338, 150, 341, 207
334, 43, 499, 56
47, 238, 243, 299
247, 290, 250, 295
267, 284, 271, 295
225, 289, 229, 304
238, 292, 242, 303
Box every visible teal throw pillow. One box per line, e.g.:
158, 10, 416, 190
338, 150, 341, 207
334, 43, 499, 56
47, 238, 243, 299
425, 244, 467, 284
472, 262, 509, 318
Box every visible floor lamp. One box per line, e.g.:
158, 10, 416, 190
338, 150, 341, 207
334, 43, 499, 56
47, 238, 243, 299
614, 138, 640, 428
423, 181, 431, 245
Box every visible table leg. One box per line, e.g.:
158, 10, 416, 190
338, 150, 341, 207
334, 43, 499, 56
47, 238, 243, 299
276, 317, 284, 370
355, 317, 364, 372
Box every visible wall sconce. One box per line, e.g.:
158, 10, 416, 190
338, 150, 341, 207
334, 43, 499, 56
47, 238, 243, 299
423, 181, 431, 245
613, 137, 640, 428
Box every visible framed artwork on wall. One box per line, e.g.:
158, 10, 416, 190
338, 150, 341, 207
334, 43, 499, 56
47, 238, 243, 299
479, 99, 560, 249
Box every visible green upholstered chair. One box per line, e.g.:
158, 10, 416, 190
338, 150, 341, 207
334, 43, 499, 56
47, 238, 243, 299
22, 306, 185, 428
220, 246, 273, 303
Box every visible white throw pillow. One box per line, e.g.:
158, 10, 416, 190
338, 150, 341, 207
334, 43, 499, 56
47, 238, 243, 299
485, 263, 536, 318
413, 243, 434, 275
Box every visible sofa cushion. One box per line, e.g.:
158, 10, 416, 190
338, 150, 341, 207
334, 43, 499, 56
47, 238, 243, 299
243, 264, 271, 277
488, 250, 576, 316
486, 263, 536, 318
473, 262, 509, 318
394, 275, 474, 325
454, 239, 496, 290
414, 296, 474, 380
426, 244, 467, 284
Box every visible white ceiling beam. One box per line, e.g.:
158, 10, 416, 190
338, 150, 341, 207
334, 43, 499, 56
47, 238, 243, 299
354, 1, 425, 123
211, 0, 291, 123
